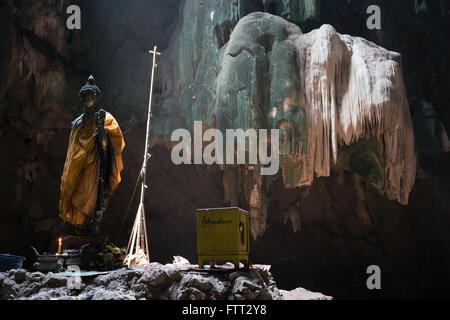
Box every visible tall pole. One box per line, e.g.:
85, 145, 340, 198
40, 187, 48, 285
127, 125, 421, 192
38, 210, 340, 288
125, 46, 161, 267
140, 46, 161, 206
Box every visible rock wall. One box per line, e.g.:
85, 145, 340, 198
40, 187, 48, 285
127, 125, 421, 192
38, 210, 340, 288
263, 0, 320, 24
156, 9, 417, 240
0, 0, 182, 268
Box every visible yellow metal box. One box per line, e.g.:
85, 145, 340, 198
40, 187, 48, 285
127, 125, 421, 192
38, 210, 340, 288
197, 207, 250, 269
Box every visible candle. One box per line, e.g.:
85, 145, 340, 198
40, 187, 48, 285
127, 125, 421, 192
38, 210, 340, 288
58, 237, 62, 255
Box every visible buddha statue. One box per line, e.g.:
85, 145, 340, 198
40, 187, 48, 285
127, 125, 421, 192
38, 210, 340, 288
59, 75, 125, 234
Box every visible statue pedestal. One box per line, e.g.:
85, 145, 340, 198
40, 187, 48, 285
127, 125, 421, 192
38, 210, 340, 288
63, 235, 107, 251
62, 235, 109, 270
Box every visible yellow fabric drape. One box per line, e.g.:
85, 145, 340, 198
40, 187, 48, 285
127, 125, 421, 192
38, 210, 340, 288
59, 112, 125, 227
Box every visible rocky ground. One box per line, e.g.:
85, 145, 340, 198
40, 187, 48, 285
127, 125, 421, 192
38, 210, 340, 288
0, 264, 332, 301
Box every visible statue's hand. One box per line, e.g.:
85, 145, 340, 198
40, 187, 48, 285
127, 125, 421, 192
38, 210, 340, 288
95, 109, 106, 129
95, 109, 108, 149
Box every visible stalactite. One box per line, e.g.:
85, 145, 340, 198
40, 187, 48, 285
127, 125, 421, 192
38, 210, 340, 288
295, 25, 416, 205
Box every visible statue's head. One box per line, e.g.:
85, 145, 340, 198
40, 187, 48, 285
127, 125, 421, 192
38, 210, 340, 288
79, 75, 101, 109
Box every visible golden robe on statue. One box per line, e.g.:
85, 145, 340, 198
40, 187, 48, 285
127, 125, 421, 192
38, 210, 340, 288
59, 112, 125, 227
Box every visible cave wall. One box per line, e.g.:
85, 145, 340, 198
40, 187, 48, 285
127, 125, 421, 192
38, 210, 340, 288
0, 0, 181, 261
0, 0, 449, 299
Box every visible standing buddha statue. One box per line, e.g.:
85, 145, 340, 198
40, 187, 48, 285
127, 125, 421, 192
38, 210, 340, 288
59, 75, 125, 234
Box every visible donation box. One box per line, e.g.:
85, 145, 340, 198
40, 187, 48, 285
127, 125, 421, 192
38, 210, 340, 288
197, 207, 250, 269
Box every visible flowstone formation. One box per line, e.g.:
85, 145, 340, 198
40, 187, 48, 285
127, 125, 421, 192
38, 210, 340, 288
155, 11, 416, 238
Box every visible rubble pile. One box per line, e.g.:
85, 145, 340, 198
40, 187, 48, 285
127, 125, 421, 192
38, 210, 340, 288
280, 288, 333, 301
0, 264, 276, 300
0, 263, 332, 300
